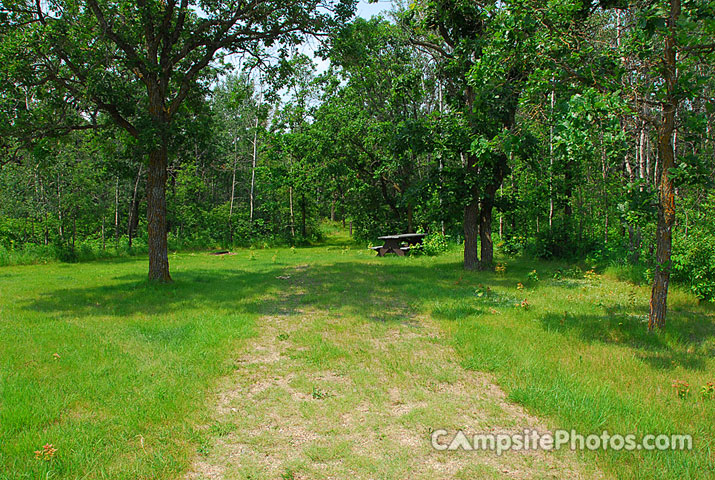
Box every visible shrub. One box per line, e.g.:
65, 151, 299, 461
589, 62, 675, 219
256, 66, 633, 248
526, 223, 599, 260
671, 229, 715, 302
527, 270, 539, 282
415, 233, 449, 256
497, 235, 526, 256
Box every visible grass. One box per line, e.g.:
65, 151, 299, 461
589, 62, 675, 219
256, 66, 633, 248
0, 229, 713, 479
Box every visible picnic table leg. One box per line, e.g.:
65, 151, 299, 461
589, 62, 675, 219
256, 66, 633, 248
384, 240, 399, 256
394, 247, 405, 256
378, 247, 388, 257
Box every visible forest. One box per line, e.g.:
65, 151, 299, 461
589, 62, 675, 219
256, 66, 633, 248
2, 1, 715, 327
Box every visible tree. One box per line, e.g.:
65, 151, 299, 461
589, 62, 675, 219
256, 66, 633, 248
531, 0, 715, 328
400, 0, 533, 269
313, 18, 446, 238
2, 0, 355, 281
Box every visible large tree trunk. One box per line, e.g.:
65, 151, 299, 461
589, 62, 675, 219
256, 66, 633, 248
649, 0, 680, 330
650, 129, 676, 330
478, 156, 507, 270
464, 201, 479, 270
464, 152, 479, 270
479, 196, 494, 269
147, 146, 171, 282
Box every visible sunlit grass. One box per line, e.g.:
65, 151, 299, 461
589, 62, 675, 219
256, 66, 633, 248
0, 235, 713, 479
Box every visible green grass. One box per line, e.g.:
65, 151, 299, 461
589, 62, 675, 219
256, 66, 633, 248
0, 232, 713, 479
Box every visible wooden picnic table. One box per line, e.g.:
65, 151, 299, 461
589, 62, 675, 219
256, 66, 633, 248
371, 233, 427, 257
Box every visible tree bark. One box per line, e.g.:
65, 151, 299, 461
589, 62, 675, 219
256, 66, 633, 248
114, 177, 120, 245
229, 139, 237, 244
463, 153, 479, 270
549, 87, 555, 229
57, 172, 64, 241
464, 201, 479, 270
289, 186, 295, 238
301, 193, 307, 237
250, 117, 258, 223
478, 156, 507, 270
600, 129, 609, 245
463, 85, 480, 270
147, 146, 171, 282
407, 204, 414, 233
649, 0, 680, 331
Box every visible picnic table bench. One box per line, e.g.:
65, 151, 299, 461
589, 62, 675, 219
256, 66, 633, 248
370, 233, 427, 257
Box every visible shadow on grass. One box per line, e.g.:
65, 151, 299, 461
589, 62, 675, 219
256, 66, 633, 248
22, 256, 715, 371
539, 305, 715, 371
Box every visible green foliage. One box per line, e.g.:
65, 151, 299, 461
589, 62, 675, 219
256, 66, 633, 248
527, 269, 539, 282
672, 230, 715, 302
526, 223, 597, 260
414, 232, 450, 256
497, 234, 526, 256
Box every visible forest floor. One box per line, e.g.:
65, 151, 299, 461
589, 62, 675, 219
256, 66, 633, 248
1, 229, 713, 479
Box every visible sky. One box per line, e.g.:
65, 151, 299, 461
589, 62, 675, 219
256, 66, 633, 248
356, 0, 394, 19
294, 0, 395, 78
219, 1, 396, 97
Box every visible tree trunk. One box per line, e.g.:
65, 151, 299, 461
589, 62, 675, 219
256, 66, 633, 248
407, 204, 414, 233
57, 173, 64, 241
289, 186, 295, 238
600, 129, 609, 245
479, 195, 494, 269
301, 193, 307, 237
229, 139, 237, 244
639, 120, 648, 181
39, 175, 49, 245
478, 156, 507, 270
549, 87, 555, 229
147, 146, 171, 282
463, 152, 479, 270
649, 0, 680, 331
463, 86, 480, 270
464, 201, 479, 270
564, 159, 573, 219
114, 177, 120, 245
250, 118, 258, 223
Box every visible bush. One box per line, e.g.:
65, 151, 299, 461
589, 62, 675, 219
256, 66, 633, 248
497, 235, 526, 256
526, 223, 598, 260
414, 233, 450, 256
672, 230, 715, 302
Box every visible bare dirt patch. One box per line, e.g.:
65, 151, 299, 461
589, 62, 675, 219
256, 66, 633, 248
185, 270, 606, 480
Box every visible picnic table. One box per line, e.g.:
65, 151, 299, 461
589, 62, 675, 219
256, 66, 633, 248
371, 233, 427, 257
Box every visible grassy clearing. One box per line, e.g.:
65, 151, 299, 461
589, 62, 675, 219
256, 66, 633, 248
0, 231, 713, 479
186, 262, 597, 479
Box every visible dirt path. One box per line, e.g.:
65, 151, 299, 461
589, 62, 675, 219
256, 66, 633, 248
185, 265, 604, 479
